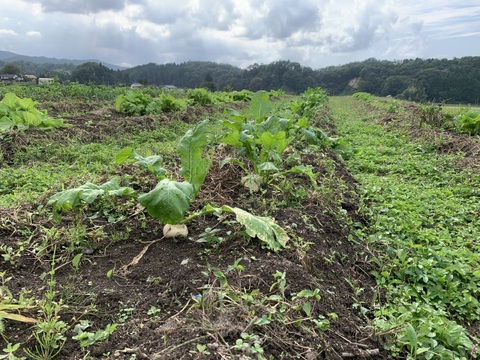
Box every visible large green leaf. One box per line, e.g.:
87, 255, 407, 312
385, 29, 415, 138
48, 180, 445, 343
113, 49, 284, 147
138, 179, 193, 224
47, 178, 137, 212
255, 115, 292, 135
176, 119, 211, 196
241, 174, 263, 192
1, 93, 17, 109
222, 111, 245, 147
16, 96, 37, 111
0, 116, 14, 132
279, 165, 318, 187
258, 131, 292, 163
248, 91, 272, 121
199, 205, 289, 251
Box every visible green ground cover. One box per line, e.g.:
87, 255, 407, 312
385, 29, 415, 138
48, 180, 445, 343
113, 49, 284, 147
330, 96, 479, 359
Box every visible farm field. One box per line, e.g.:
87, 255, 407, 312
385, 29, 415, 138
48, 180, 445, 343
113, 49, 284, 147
0, 85, 479, 359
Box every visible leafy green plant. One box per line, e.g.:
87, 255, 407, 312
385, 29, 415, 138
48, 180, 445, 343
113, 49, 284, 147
0, 92, 64, 133
230, 90, 253, 102
220, 92, 298, 189
25, 255, 68, 360
221, 89, 349, 191
418, 102, 447, 128
115, 91, 185, 115
455, 111, 480, 135
134, 119, 212, 224
0, 343, 26, 360
115, 91, 153, 115
117, 307, 135, 323
47, 178, 137, 214
185, 205, 289, 251
268, 89, 285, 98
147, 306, 161, 318
0, 244, 24, 265
232, 333, 266, 359
157, 93, 186, 112
292, 87, 328, 118
48, 119, 289, 251
352, 92, 374, 102
187, 88, 215, 106
72, 320, 117, 349
189, 344, 211, 356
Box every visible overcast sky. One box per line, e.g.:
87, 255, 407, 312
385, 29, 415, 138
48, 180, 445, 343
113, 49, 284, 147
1, 0, 479, 69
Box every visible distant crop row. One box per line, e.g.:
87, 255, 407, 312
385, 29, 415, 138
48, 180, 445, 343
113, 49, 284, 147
0, 85, 284, 133
353, 91, 480, 135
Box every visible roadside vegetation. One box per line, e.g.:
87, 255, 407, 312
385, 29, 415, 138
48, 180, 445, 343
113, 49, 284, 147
0, 84, 478, 359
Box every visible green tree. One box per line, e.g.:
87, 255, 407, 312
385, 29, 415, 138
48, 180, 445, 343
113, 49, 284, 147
201, 72, 217, 91
1, 63, 21, 74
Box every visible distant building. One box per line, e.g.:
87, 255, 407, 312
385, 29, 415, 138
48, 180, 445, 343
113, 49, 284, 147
24, 74, 38, 83
130, 82, 142, 88
162, 85, 177, 90
38, 77, 54, 85
0, 74, 23, 82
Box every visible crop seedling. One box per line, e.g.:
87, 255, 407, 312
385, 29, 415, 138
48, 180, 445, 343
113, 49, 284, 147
189, 344, 211, 356
0, 343, 26, 360
72, 320, 118, 349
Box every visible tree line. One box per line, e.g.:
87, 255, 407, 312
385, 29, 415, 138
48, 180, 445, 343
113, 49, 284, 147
2, 56, 479, 103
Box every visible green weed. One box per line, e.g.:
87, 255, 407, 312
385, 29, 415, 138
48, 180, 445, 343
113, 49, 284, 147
330, 96, 479, 359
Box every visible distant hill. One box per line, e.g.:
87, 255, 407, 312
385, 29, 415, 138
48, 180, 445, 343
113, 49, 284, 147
0, 50, 125, 70
1, 51, 479, 103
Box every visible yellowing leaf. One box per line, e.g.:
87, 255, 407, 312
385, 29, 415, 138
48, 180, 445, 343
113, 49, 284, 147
220, 206, 289, 251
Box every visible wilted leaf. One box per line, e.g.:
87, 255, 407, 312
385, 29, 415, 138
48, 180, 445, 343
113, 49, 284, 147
218, 206, 288, 251
241, 174, 263, 193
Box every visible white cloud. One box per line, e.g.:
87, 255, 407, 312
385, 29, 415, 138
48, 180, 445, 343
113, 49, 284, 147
0, 29, 20, 37
26, 31, 42, 38
0, 0, 478, 68
23, 0, 130, 14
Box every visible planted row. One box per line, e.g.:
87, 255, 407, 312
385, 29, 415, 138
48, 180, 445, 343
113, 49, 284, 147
48, 88, 347, 251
